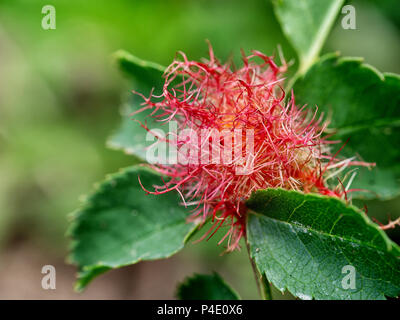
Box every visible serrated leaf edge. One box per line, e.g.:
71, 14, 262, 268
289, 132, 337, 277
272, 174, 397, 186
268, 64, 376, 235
67, 165, 199, 291
246, 188, 400, 300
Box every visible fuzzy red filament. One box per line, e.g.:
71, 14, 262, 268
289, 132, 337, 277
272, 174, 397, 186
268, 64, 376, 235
135, 45, 371, 251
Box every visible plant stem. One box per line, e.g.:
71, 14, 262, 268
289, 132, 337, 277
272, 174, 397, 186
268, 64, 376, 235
260, 273, 272, 300
245, 237, 273, 300
284, 69, 302, 96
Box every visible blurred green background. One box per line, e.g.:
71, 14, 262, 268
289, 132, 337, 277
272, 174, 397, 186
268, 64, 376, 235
0, 0, 399, 299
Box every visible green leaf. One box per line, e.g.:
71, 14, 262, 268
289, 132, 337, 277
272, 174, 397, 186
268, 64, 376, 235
107, 50, 166, 159
68, 165, 198, 291
246, 188, 400, 300
272, 0, 344, 74
177, 273, 240, 300
113, 50, 165, 87
293, 54, 400, 199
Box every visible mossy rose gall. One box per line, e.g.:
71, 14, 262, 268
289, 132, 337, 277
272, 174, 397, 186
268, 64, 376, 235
134, 45, 372, 251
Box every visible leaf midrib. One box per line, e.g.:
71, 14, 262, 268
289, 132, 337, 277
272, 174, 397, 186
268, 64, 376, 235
298, 0, 345, 74
249, 210, 393, 256
331, 117, 400, 137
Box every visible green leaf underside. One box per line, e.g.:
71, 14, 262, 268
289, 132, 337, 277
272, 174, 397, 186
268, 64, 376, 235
293, 54, 400, 199
272, 0, 344, 74
177, 273, 240, 300
114, 50, 165, 85
107, 50, 166, 159
68, 166, 197, 291
246, 189, 400, 300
